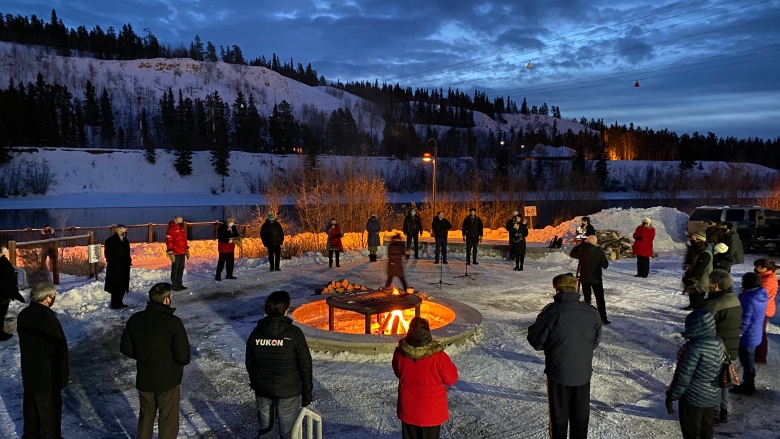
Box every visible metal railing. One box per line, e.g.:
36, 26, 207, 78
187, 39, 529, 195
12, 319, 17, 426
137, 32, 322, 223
291, 407, 323, 439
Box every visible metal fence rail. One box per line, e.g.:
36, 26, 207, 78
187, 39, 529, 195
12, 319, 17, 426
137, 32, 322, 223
291, 407, 323, 439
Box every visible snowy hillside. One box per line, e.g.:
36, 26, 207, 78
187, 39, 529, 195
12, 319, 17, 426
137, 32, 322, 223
0, 41, 590, 141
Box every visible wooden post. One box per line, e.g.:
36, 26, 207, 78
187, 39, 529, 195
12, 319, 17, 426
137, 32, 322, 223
148, 223, 154, 243
52, 241, 60, 285
88, 232, 96, 280
9, 241, 16, 266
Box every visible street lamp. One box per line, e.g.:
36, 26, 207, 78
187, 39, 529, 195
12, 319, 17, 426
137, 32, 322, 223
422, 138, 437, 213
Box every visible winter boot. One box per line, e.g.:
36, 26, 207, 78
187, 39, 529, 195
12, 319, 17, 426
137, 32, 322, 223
336, 252, 340, 267
713, 409, 728, 425
329, 252, 333, 268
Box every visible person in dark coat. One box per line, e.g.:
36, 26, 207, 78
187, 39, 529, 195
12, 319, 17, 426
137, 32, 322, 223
682, 232, 713, 310
632, 218, 655, 278
505, 210, 520, 260
570, 235, 611, 324
508, 214, 529, 271
711, 243, 733, 273
39, 224, 57, 270
260, 213, 284, 272
120, 282, 191, 439
527, 273, 602, 439
385, 234, 409, 291
216, 216, 240, 280
325, 218, 343, 268
731, 272, 768, 396
392, 317, 458, 439
165, 216, 189, 291
1, 243, 25, 341
719, 222, 744, 266
104, 224, 132, 309
246, 291, 313, 439
431, 211, 451, 265
576, 217, 596, 237
665, 309, 723, 439
461, 208, 483, 265
366, 213, 381, 262
17, 282, 68, 438
701, 269, 742, 424
403, 209, 423, 259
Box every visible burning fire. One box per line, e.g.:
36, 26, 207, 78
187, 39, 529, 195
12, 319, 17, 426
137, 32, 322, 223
378, 310, 410, 335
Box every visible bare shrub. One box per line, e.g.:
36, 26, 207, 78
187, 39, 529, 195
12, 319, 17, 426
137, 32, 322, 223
0, 161, 25, 197
22, 159, 57, 195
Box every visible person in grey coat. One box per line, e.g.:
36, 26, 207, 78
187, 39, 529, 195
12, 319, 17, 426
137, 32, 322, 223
665, 309, 723, 439
366, 213, 381, 262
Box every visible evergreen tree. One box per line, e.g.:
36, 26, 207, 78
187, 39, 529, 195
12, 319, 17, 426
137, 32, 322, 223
206, 91, 230, 180
595, 142, 609, 189
205, 41, 218, 62
141, 109, 155, 163
84, 80, 99, 145
99, 88, 115, 147
190, 35, 204, 61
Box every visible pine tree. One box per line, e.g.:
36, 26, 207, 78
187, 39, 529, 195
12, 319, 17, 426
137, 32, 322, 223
99, 88, 115, 147
206, 91, 230, 181
205, 41, 218, 62
595, 142, 609, 189
520, 97, 529, 115
141, 109, 155, 163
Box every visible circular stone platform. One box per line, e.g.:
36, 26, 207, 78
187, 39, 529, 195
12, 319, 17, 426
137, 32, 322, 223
290, 295, 483, 355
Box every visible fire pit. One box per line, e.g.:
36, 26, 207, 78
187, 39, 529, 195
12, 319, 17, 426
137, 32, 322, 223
291, 292, 482, 354
326, 288, 422, 334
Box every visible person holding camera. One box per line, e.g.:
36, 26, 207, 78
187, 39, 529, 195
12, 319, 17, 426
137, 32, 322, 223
40, 225, 57, 271
104, 224, 132, 309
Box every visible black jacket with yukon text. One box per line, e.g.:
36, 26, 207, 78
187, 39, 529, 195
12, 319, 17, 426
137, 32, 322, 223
246, 315, 313, 405
527, 290, 602, 386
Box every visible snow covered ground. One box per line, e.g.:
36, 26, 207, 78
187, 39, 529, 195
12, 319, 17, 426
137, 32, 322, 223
1, 207, 779, 439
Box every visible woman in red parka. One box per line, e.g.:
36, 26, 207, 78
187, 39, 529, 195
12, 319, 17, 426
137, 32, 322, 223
325, 218, 343, 268
392, 317, 458, 439
754, 258, 778, 364
632, 218, 656, 278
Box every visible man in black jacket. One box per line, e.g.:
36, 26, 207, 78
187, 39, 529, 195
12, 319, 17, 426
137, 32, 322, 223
121, 282, 191, 439
570, 235, 611, 324
403, 209, 423, 259
528, 273, 602, 439
260, 213, 285, 272
17, 282, 69, 439
104, 224, 132, 309
461, 208, 484, 265
432, 211, 451, 264
246, 291, 313, 439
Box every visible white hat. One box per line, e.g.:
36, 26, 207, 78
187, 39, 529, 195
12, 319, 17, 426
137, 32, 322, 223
714, 243, 729, 254
512, 211, 519, 216
642, 218, 652, 225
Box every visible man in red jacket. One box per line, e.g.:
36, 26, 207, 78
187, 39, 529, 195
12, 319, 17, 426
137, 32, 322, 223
165, 216, 189, 291
632, 218, 656, 278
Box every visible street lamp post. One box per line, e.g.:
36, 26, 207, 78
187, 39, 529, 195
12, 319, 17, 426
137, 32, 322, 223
422, 138, 437, 213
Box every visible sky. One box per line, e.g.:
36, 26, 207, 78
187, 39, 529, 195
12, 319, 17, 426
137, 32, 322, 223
3, 0, 780, 139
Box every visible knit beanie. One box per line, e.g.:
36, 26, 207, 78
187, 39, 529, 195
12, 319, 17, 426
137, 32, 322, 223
713, 243, 729, 254
405, 317, 433, 347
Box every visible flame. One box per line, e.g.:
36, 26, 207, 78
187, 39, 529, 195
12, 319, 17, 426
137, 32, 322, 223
378, 310, 410, 334
392, 287, 400, 295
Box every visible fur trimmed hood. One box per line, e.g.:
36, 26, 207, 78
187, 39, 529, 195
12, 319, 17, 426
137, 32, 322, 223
398, 338, 444, 360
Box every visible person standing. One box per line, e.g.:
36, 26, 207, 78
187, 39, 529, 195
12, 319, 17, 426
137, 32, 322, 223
712, 243, 733, 273
632, 218, 655, 278
753, 258, 777, 364
1, 243, 25, 341
702, 269, 742, 425
325, 218, 343, 268
246, 291, 313, 439
260, 214, 284, 272
385, 234, 409, 291
527, 273, 602, 439
121, 282, 191, 439
104, 224, 132, 309
576, 217, 596, 237
40, 224, 57, 271
165, 216, 189, 291
432, 211, 451, 265
508, 214, 529, 271
731, 272, 768, 396
682, 232, 713, 310
216, 216, 240, 281
506, 210, 520, 261
403, 209, 423, 259
17, 282, 69, 439
570, 235, 611, 324
719, 222, 744, 267
392, 317, 458, 439
366, 213, 381, 262
461, 208, 483, 265
664, 309, 723, 439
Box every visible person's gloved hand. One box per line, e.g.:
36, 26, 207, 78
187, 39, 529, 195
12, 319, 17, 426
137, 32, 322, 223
665, 392, 675, 415
167, 251, 175, 263
302, 391, 313, 407
185, 250, 190, 260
